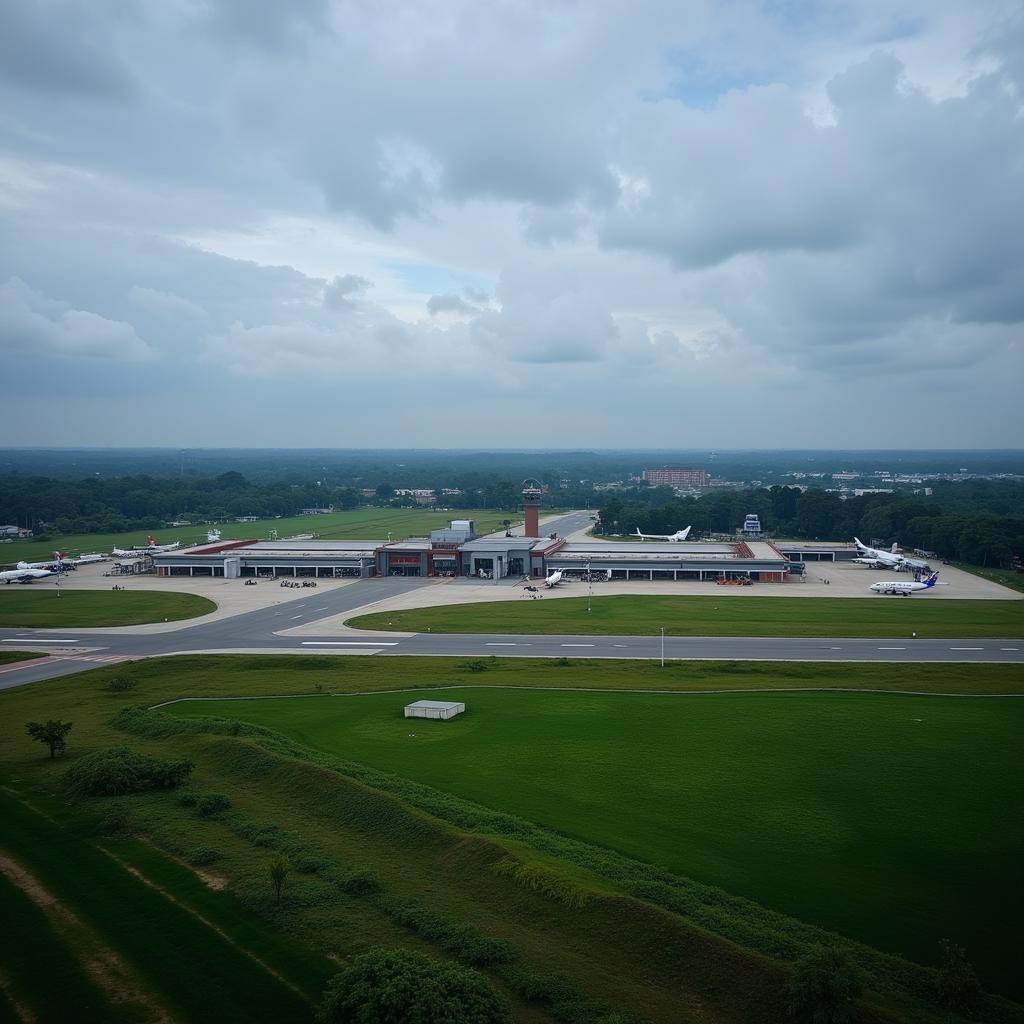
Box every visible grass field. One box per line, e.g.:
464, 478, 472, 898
1, 507, 519, 565
350, 593, 1024, 638
3, 654, 1023, 1023
960, 564, 1024, 595
0, 651, 42, 667
0, 589, 216, 627
0, 789, 331, 1022
165, 686, 1024, 996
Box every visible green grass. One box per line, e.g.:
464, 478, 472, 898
0, 589, 216, 627
1, 508, 518, 565
0, 870, 133, 1023
0, 651, 42, 666
165, 687, 1024, 998
959, 563, 1024, 595
350, 593, 1024, 638
3, 655, 1023, 1023
0, 789, 327, 1023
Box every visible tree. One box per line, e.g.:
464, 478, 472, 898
269, 855, 290, 905
935, 939, 980, 1011
318, 948, 510, 1024
787, 946, 861, 1023
25, 719, 73, 759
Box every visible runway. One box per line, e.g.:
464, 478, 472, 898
1, 509, 1022, 690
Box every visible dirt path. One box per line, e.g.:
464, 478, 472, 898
0, 853, 173, 1024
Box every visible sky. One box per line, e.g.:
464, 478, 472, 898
0, 0, 1022, 449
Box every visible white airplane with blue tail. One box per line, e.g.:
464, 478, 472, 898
870, 571, 946, 596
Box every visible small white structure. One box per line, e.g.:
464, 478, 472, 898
404, 700, 465, 721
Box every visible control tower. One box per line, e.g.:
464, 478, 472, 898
521, 479, 543, 538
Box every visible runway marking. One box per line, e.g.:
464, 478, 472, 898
877, 647, 906, 650
300, 641, 399, 646
3, 638, 83, 644
314, 607, 329, 611
950, 647, 984, 651
613, 644, 629, 648
1001, 647, 1019, 651
290, 614, 303, 619
486, 643, 516, 646
562, 644, 595, 648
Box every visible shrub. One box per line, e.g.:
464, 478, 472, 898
318, 948, 510, 1024
195, 793, 232, 817
491, 856, 592, 909
186, 846, 223, 867
787, 946, 862, 1023
177, 793, 198, 807
459, 659, 491, 672
338, 869, 381, 895
64, 747, 194, 797
105, 677, 139, 693
935, 940, 980, 1011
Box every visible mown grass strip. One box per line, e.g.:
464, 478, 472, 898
0, 870, 130, 1024
0, 790, 315, 1024
349, 593, 1024, 638
0, 590, 216, 628
110, 839, 336, 998
0, 651, 42, 667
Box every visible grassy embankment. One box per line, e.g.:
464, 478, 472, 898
2, 655, 1022, 1024
1, 507, 519, 565
0, 590, 216, 628
957, 564, 1024, 595
166, 686, 1024, 998
350, 594, 1024, 638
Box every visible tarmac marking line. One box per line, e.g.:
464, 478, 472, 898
1000, 647, 1020, 651
562, 644, 595, 648
486, 643, 517, 646
877, 647, 906, 650
300, 641, 399, 646
950, 647, 984, 651
2, 638, 83, 644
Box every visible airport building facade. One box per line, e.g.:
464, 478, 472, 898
152, 527, 797, 583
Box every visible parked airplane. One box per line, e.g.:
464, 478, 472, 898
543, 569, 566, 587
16, 551, 71, 571
870, 571, 946, 596
852, 538, 928, 572
633, 526, 692, 542
111, 535, 182, 557
1, 566, 57, 584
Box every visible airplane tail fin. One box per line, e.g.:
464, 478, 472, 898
147, 535, 156, 545
924, 571, 939, 587
16, 562, 28, 570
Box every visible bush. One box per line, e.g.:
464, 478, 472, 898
64, 747, 194, 797
186, 846, 223, 867
338, 869, 381, 895
787, 946, 861, 1023
195, 793, 232, 817
105, 677, 139, 693
491, 856, 591, 909
318, 948, 510, 1024
935, 939, 980, 1011
177, 793, 198, 807
459, 659, 491, 673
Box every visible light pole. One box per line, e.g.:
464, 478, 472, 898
660, 626, 665, 667
587, 560, 592, 613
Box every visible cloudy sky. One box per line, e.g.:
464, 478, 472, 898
1, 0, 1022, 448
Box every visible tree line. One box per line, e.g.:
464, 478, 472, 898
597, 481, 1024, 567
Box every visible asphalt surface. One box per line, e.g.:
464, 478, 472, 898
1, 508, 1022, 691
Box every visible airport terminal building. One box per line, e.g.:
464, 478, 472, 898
151, 524, 797, 584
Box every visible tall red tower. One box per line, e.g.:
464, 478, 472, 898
522, 479, 542, 538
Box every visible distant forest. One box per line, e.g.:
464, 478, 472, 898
0, 449, 1021, 567
596, 481, 1024, 568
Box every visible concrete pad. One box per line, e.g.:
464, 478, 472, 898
284, 561, 1020, 633
0, 560, 360, 633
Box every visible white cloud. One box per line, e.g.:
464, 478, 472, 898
129, 285, 208, 322
0, 276, 152, 360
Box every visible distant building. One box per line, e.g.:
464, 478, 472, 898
643, 467, 709, 488
742, 514, 762, 535
0, 525, 32, 537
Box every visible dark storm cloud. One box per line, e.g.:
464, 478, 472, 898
0, 2, 138, 99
